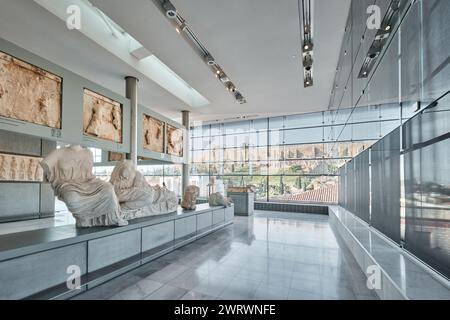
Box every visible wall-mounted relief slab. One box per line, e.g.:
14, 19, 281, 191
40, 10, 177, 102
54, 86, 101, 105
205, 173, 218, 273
0, 153, 43, 182
0, 51, 62, 129
143, 114, 164, 154
83, 89, 122, 144
166, 124, 183, 157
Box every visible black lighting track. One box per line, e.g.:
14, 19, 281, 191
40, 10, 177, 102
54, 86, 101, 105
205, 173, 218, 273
152, 0, 247, 104
358, 0, 403, 78
298, 0, 314, 88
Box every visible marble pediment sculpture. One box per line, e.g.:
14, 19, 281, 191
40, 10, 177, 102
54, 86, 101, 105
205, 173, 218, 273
181, 185, 200, 210
209, 192, 232, 207
40, 145, 127, 227
110, 160, 178, 220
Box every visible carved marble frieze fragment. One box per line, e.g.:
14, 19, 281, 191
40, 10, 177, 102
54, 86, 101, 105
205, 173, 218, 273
0, 51, 62, 128
0, 153, 43, 182
83, 89, 122, 143
143, 114, 164, 153
166, 124, 183, 157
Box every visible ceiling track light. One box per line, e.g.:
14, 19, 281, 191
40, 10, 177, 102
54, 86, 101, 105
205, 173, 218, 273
153, 0, 247, 104
298, 0, 314, 88
358, 0, 403, 78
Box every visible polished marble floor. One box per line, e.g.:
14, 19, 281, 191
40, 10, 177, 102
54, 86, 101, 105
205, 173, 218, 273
72, 211, 378, 300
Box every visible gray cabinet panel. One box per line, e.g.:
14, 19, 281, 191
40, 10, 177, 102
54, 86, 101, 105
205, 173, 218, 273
88, 229, 141, 272
175, 216, 196, 239
142, 221, 174, 252
0, 243, 87, 299
225, 207, 234, 222
196, 212, 213, 230
0, 183, 40, 221
213, 209, 225, 225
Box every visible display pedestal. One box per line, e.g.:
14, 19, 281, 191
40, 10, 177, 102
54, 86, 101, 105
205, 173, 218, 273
228, 192, 254, 216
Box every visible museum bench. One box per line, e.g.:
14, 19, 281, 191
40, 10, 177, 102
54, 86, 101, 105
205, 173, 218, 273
0, 204, 234, 300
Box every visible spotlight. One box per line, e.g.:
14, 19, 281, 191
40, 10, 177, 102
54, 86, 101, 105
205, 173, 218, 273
303, 40, 313, 52
162, 1, 177, 19
204, 54, 215, 66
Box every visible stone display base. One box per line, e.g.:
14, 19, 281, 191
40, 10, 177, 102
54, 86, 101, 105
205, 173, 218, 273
227, 192, 254, 216
329, 206, 450, 300
0, 204, 234, 300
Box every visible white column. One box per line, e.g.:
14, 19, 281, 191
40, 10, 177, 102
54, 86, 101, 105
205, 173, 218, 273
182, 110, 190, 195
125, 76, 139, 166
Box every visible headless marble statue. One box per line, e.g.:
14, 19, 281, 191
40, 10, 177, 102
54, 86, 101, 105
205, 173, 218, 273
40, 145, 127, 227
110, 160, 178, 220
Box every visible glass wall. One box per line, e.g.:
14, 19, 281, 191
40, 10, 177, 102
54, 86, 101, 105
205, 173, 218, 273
337, 0, 450, 280
190, 105, 399, 203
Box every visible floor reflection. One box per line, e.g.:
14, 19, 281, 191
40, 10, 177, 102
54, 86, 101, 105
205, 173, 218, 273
73, 211, 378, 300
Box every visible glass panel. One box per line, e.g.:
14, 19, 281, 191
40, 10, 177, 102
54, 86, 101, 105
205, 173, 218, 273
283, 112, 324, 129
284, 144, 325, 159
210, 148, 223, 162
249, 146, 268, 161
223, 148, 249, 162
371, 128, 401, 243
225, 134, 251, 148
210, 135, 223, 149
269, 117, 284, 130
224, 120, 250, 134
283, 160, 324, 175
192, 150, 209, 163
210, 123, 223, 136
251, 119, 268, 131
284, 127, 323, 144
269, 130, 283, 145
190, 163, 209, 175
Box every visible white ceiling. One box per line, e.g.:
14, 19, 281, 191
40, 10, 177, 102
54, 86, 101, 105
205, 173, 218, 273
0, 0, 351, 123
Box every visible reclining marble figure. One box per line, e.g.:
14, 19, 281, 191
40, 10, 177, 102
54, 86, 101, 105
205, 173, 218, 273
40, 145, 128, 227
209, 192, 232, 207
110, 160, 178, 220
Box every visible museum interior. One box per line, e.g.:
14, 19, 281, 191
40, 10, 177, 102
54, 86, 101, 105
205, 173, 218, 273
0, 0, 448, 301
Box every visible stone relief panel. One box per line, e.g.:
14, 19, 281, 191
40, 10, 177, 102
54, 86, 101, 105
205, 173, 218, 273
0, 153, 43, 182
83, 89, 122, 143
0, 51, 62, 128
143, 114, 164, 153
166, 124, 183, 157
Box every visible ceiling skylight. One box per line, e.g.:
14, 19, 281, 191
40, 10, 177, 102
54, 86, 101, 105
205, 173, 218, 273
34, 0, 210, 108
